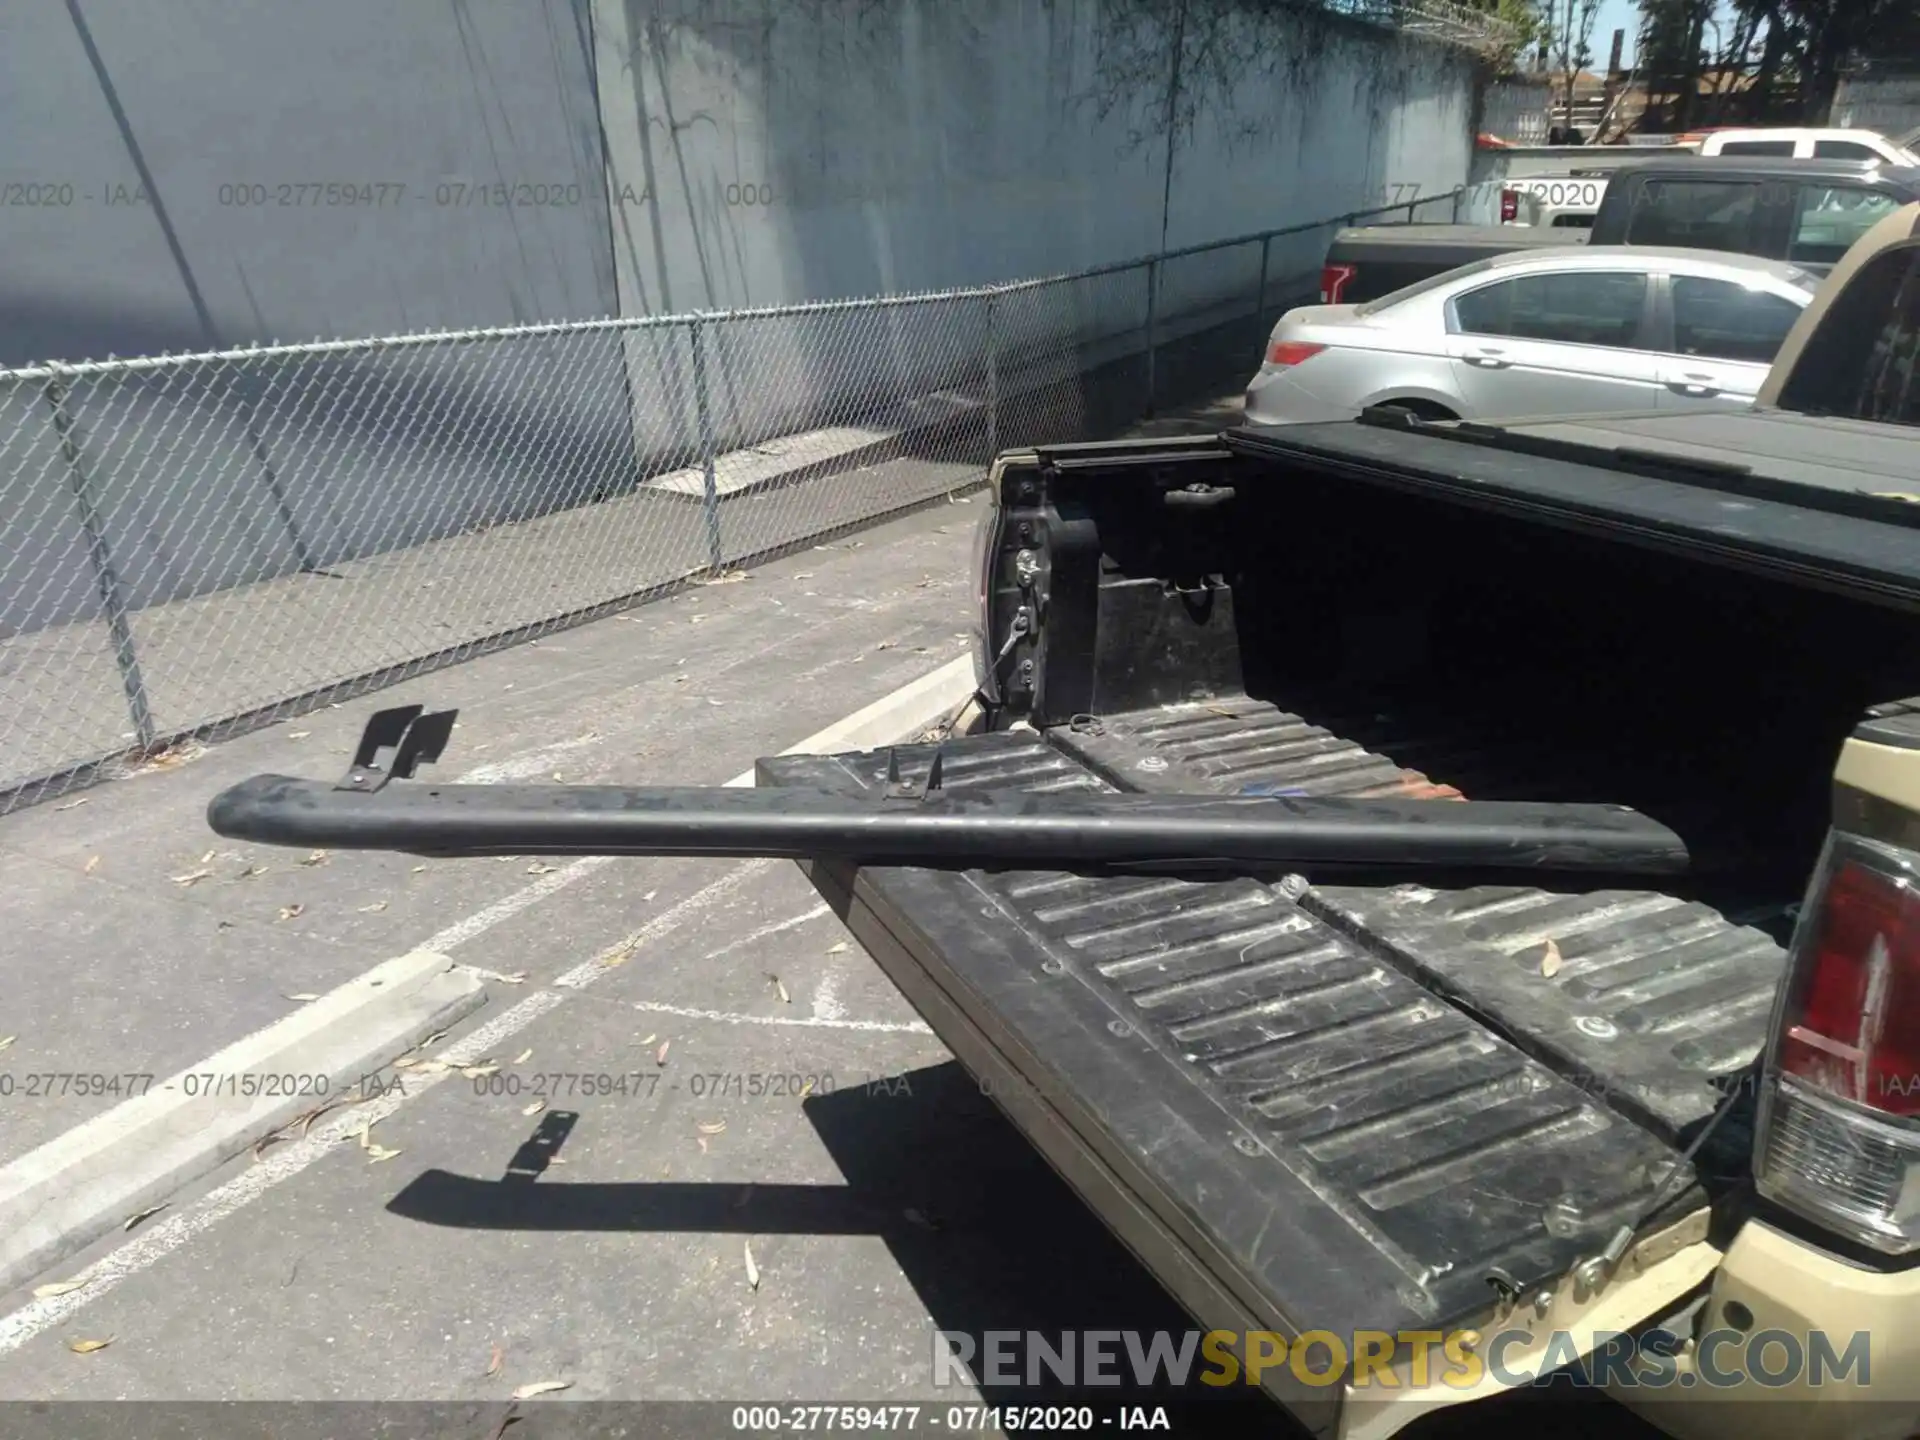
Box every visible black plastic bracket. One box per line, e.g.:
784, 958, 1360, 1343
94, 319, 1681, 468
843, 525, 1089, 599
882, 745, 945, 803
336, 705, 459, 792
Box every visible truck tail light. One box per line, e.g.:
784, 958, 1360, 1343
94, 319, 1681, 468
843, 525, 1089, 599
1320, 264, 1356, 304
1755, 833, 1920, 1253
1264, 341, 1326, 368
1500, 189, 1519, 223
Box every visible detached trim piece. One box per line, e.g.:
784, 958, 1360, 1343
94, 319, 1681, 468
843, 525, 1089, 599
207, 772, 1691, 876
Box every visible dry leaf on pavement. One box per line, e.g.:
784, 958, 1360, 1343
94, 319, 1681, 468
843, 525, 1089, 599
367, 1144, 402, 1163
33, 1276, 91, 1299
744, 1239, 761, 1290
513, 1049, 533, 1065
526, 862, 557, 875
0, 1036, 14, 1052
66, 1337, 112, 1354
697, 1121, 726, 1136
237, 864, 269, 880
357, 901, 388, 913
54, 797, 89, 811
827, 942, 848, 955
299, 850, 329, 867
655, 1040, 671, 1067
278, 904, 304, 921
462, 1064, 500, 1079
769, 974, 790, 1004
285, 993, 320, 1002
411, 865, 428, 873
639, 1033, 657, 1046
122, 1203, 167, 1232
171, 869, 214, 887
511, 1380, 572, 1400
521, 1101, 545, 1117
486, 1344, 505, 1377
287, 731, 311, 739
1540, 939, 1564, 979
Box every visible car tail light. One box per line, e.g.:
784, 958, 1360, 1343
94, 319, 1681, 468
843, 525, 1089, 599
1500, 189, 1519, 223
1265, 341, 1326, 368
1320, 264, 1356, 304
1755, 833, 1920, 1252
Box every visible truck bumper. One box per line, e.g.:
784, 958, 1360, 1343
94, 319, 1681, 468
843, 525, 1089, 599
1608, 1219, 1920, 1440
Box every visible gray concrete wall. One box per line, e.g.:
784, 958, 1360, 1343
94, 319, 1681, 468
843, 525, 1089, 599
0, 0, 617, 364
0, 0, 629, 635
597, 0, 1475, 447
1835, 73, 1920, 140
3, 0, 1475, 640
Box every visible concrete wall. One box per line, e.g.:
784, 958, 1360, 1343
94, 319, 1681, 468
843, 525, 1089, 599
3, 0, 1476, 636
1835, 72, 1920, 140
0, 0, 617, 365
598, 0, 1473, 308
598, 0, 1476, 446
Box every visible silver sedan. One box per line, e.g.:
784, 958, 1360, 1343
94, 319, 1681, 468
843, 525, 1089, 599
1244, 246, 1821, 425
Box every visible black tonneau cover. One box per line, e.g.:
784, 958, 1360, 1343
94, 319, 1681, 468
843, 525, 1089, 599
1228, 412, 1920, 613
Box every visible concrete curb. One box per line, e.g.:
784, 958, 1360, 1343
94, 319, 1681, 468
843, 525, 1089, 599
0, 950, 485, 1295
724, 654, 979, 787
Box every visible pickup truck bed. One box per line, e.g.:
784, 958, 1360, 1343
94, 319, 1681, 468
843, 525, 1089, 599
763, 408, 1920, 1432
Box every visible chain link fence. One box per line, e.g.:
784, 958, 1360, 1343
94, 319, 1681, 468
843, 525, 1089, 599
0, 189, 1466, 813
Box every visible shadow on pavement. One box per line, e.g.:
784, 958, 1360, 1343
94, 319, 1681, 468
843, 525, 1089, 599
386, 1061, 1662, 1439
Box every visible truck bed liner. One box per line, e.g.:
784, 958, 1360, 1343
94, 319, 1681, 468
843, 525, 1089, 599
759, 728, 1710, 1373
1053, 697, 1787, 1144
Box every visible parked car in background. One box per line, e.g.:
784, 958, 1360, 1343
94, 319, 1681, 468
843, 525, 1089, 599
1324, 155, 1920, 304
1685, 126, 1920, 166
1249, 245, 1819, 425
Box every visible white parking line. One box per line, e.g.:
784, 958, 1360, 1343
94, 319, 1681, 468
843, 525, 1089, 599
423, 857, 613, 952
0, 864, 744, 1353
631, 1001, 931, 1035
452, 733, 604, 785
694, 903, 831, 964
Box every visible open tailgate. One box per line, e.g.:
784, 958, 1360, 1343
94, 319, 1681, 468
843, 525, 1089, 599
760, 727, 1739, 1437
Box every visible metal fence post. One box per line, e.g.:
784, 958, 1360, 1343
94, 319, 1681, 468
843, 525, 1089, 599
1254, 234, 1272, 327
687, 317, 722, 570
42, 374, 156, 750
984, 290, 999, 463
1143, 257, 1160, 418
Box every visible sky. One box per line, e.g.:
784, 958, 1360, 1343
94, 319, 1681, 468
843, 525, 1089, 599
1592, 0, 1641, 68
1579, 0, 1742, 71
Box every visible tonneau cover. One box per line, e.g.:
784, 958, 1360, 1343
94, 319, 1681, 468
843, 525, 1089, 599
1229, 414, 1920, 612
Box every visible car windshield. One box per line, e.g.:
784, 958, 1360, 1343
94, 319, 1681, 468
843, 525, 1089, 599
1354, 258, 1498, 316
